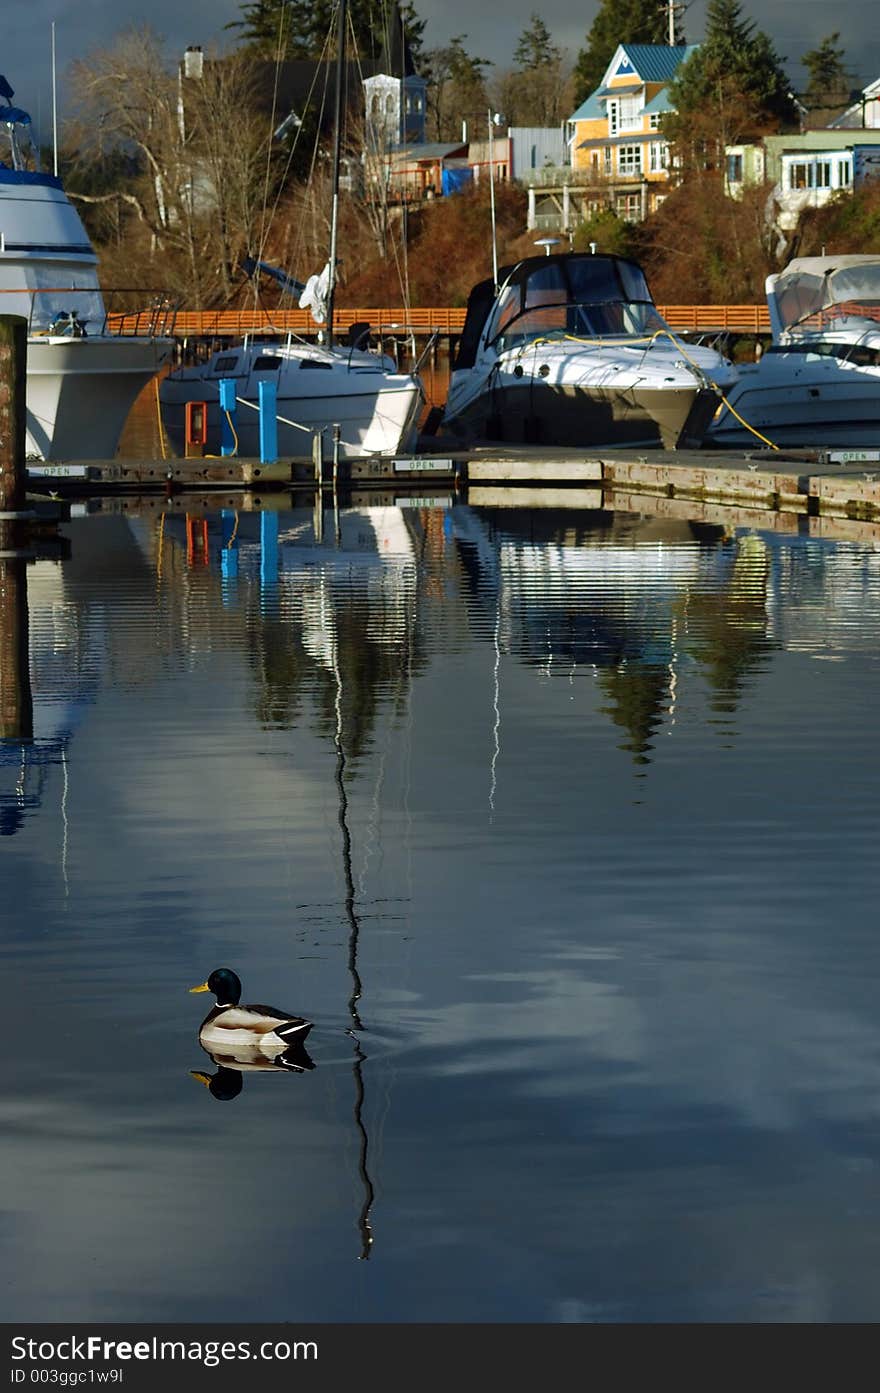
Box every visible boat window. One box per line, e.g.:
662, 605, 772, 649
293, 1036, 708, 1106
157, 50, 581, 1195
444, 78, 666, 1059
484, 285, 521, 344
300, 360, 334, 369
488, 255, 669, 347
774, 276, 824, 331
825, 265, 880, 319
565, 257, 625, 306
522, 263, 567, 309
213, 354, 239, 374
252, 355, 282, 371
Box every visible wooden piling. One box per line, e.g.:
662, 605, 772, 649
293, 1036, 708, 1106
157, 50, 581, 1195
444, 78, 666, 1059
0, 316, 27, 515
0, 538, 33, 740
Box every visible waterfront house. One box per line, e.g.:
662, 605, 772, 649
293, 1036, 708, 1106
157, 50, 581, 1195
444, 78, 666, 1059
725, 128, 880, 230
566, 43, 697, 221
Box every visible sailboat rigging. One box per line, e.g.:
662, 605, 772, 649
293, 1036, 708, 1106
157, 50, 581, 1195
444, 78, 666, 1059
159, 0, 425, 461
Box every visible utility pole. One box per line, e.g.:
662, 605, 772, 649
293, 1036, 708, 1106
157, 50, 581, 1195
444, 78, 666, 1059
665, 0, 687, 45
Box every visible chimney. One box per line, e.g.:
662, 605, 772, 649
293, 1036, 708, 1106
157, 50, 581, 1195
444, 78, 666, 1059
183, 46, 204, 80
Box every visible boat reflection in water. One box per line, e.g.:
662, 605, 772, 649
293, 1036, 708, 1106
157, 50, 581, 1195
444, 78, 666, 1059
446, 504, 777, 765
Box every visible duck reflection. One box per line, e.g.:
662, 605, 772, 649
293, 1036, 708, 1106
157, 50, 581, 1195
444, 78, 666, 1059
190, 1039, 316, 1101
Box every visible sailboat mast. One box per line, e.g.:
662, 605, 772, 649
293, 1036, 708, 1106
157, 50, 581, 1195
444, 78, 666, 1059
325, 0, 346, 346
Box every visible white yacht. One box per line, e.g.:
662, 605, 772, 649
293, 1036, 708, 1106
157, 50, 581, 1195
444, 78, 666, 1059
441, 252, 738, 450
0, 76, 174, 460
705, 255, 880, 449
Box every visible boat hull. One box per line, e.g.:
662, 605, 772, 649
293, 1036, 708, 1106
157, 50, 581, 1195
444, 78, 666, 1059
443, 378, 719, 451
159, 374, 423, 459
706, 358, 880, 449
26, 336, 174, 460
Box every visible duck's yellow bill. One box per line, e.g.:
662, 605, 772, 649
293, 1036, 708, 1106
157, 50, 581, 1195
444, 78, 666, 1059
189, 982, 210, 993
190, 1071, 212, 1087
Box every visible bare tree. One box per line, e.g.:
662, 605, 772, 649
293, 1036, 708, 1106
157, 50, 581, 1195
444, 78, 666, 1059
68, 28, 273, 307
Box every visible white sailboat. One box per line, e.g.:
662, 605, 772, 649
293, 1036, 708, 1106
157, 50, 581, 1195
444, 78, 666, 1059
0, 75, 174, 460
160, 0, 424, 461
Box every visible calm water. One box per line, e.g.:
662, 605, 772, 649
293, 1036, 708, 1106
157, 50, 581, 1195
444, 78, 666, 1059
4, 498, 880, 1323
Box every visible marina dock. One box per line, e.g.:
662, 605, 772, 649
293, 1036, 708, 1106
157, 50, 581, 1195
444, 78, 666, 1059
27, 443, 880, 530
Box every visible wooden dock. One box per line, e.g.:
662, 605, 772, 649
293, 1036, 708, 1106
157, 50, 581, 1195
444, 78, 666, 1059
27, 443, 880, 531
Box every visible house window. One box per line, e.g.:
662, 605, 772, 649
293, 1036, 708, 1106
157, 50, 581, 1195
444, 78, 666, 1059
608, 100, 619, 136
618, 144, 642, 175
815, 161, 833, 188
620, 95, 642, 132
615, 192, 641, 220
726, 152, 743, 184
603, 146, 612, 175
649, 112, 661, 130
649, 142, 669, 174
789, 162, 812, 190
839, 157, 852, 187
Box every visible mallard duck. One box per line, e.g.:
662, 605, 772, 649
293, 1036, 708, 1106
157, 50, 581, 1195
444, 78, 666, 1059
189, 968, 313, 1066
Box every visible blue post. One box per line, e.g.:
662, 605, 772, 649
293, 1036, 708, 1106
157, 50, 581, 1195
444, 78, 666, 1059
258, 380, 278, 464
219, 378, 237, 457
260, 510, 279, 588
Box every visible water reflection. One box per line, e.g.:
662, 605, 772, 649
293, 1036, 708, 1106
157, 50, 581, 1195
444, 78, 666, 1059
191, 1036, 316, 1103
5, 498, 880, 1321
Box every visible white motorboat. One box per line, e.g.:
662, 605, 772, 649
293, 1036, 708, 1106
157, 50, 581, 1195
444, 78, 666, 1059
159, 334, 424, 460
441, 252, 738, 450
0, 76, 174, 460
705, 255, 880, 449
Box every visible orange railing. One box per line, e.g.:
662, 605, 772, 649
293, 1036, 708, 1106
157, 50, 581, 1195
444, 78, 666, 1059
105, 304, 773, 337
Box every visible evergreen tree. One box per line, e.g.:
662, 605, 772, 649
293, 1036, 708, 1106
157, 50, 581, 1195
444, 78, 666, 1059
667, 0, 798, 160
573, 0, 681, 105
513, 14, 560, 72
802, 33, 851, 109
229, 0, 422, 63
423, 34, 492, 140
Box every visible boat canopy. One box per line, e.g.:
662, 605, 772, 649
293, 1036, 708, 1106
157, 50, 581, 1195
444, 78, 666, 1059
454, 253, 669, 368
770, 255, 880, 333
0, 82, 41, 174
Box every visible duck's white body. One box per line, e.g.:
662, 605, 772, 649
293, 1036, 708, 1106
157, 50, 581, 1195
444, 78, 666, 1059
199, 1003, 312, 1063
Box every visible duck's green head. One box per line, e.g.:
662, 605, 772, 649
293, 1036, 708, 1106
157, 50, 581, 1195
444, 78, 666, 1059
190, 1067, 243, 1101
189, 967, 242, 1006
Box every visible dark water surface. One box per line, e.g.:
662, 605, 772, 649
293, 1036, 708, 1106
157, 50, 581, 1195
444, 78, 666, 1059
4, 499, 880, 1323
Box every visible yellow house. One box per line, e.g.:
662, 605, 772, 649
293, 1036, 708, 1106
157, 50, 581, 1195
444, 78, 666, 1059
568, 43, 697, 220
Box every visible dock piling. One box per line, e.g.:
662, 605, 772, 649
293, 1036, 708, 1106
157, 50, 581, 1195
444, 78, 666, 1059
258, 380, 278, 464
219, 378, 237, 457
0, 315, 27, 515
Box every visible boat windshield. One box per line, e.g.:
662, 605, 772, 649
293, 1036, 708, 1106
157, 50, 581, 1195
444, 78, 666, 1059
0, 108, 40, 173
777, 261, 880, 333
484, 255, 668, 349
